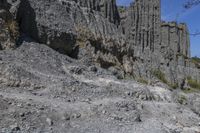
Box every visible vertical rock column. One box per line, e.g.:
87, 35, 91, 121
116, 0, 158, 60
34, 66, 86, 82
77, 0, 120, 25
126, 0, 161, 57
178, 23, 190, 58
161, 22, 191, 59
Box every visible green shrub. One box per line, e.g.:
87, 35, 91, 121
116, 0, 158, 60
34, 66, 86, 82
191, 56, 200, 68
5, 19, 19, 41
137, 78, 148, 85
176, 53, 188, 59
152, 69, 168, 84
169, 83, 178, 89
187, 77, 200, 90
75, 25, 94, 48
118, 6, 126, 14
177, 95, 187, 105
183, 88, 198, 93
124, 74, 135, 80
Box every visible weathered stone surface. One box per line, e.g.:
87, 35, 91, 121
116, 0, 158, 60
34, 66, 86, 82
161, 22, 190, 58
0, 0, 18, 50
1, 0, 200, 87
0, 42, 200, 133
125, 0, 161, 54
76, 0, 120, 25
1, 0, 200, 131
160, 21, 200, 85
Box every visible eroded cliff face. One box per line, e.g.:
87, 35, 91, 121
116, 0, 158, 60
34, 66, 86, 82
161, 22, 190, 58
76, 0, 120, 25
160, 22, 200, 85
125, 0, 161, 54
1, 0, 200, 87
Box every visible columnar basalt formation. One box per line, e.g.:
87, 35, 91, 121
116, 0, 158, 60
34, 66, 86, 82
125, 0, 161, 56
160, 22, 199, 84
76, 0, 120, 25
1, 0, 200, 87
161, 22, 191, 58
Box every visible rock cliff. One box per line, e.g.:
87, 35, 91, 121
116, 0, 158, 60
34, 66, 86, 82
125, 0, 161, 54
1, 0, 200, 132
161, 22, 190, 58
76, 0, 120, 25
1, 0, 200, 88
160, 22, 200, 85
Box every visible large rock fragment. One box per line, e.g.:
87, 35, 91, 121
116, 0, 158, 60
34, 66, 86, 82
16, 0, 78, 55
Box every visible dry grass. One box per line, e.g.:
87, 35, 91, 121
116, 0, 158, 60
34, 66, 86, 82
4, 19, 19, 41
187, 77, 200, 90
152, 69, 168, 84
75, 25, 94, 48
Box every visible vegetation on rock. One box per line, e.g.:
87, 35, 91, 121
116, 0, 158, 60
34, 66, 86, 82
191, 56, 200, 68
5, 19, 19, 41
187, 76, 200, 90
152, 69, 168, 84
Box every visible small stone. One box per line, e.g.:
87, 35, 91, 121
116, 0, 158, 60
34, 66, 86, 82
71, 88, 76, 92
17, 103, 23, 107
10, 124, 20, 131
89, 66, 97, 72
85, 98, 91, 103
62, 113, 71, 121
72, 113, 81, 119
125, 91, 133, 96
8, 101, 13, 105
46, 118, 53, 126
19, 112, 25, 117
134, 114, 142, 122
102, 110, 106, 114
67, 99, 71, 102
39, 107, 45, 110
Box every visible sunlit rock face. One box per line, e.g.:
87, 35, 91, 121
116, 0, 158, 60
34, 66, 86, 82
1, 0, 200, 86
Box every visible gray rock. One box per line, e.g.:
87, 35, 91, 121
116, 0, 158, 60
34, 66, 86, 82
0, 42, 199, 133
46, 118, 53, 126
0, 0, 18, 50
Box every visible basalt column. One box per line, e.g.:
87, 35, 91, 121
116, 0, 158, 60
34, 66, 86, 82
161, 22, 191, 59
126, 0, 161, 57
77, 0, 120, 25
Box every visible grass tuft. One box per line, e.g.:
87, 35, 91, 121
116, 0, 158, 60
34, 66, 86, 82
152, 69, 168, 84
4, 19, 19, 41
187, 77, 200, 90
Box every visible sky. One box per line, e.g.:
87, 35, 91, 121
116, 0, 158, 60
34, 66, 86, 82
117, 0, 200, 57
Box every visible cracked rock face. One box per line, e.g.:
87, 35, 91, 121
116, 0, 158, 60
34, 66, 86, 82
3, 0, 199, 86
76, 0, 120, 25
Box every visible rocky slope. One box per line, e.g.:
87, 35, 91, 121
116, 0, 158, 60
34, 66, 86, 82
0, 42, 200, 133
0, 0, 200, 132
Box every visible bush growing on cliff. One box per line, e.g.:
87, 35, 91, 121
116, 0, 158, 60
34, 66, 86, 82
4, 19, 19, 41
75, 25, 94, 48
137, 78, 148, 85
191, 56, 200, 69
152, 70, 168, 84
187, 77, 200, 90
177, 95, 187, 105
118, 6, 126, 14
